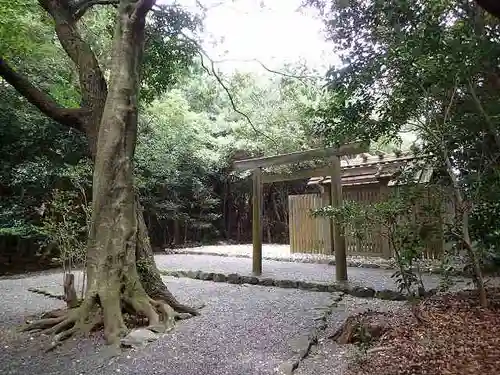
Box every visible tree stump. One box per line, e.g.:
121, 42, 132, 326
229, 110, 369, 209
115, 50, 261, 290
330, 311, 391, 345
63, 273, 79, 309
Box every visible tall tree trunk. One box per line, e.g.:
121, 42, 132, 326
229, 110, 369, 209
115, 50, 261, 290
1, 0, 200, 340
174, 219, 181, 246
84, 0, 156, 345
443, 150, 487, 307
24, 0, 197, 347
135, 200, 198, 315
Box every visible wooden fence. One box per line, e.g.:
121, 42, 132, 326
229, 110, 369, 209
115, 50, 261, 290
288, 187, 452, 259
288, 194, 327, 254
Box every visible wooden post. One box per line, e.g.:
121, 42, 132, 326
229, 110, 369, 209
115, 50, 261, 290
330, 156, 348, 281
323, 185, 335, 255
252, 167, 263, 276
323, 185, 334, 255
379, 184, 392, 259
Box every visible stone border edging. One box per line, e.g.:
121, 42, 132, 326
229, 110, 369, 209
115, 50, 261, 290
160, 269, 410, 301
277, 292, 346, 375
165, 249, 475, 277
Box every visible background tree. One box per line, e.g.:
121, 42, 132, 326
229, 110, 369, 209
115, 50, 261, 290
306, 0, 500, 305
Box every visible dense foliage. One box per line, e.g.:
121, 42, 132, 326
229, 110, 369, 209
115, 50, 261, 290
308, 0, 500, 257
3, 0, 500, 283
133, 67, 326, 247
0, 1, 328, 268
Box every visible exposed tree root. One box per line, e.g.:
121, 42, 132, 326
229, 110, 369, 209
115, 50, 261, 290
25, 258, 203, 350
22, 289, 191, 351
143, 280, 204, 316
331, 311, 392, 345
40, 308, 67, 319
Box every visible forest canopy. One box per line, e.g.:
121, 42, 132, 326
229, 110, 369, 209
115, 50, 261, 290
1, 0, 499, 265
1, 0, 500, 351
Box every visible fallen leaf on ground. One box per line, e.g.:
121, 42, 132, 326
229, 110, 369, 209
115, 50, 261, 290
347, 288, 500, 375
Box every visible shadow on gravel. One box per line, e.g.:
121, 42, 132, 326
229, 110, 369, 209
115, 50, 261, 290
0, 274, 335, 375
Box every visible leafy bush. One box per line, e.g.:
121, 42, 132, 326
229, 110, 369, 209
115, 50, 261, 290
36, 162, 92, 270
313, 184, 446, 295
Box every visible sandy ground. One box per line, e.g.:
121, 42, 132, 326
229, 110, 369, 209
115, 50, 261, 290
170, 244, 394, 267
0, 247, 488, 375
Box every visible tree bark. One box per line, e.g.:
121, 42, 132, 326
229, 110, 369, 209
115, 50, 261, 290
23, 0, 198, 347
0, 0, 199, 323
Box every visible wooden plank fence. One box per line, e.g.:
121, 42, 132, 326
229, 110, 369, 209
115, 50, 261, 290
288, 188, 452, 259
288, 194, 326, 254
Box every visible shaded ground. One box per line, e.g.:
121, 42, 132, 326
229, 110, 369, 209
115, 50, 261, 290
155, 253, 459, 291
0, 272, 337, 375
347, 288, 500, 375
293, 296, 408, 375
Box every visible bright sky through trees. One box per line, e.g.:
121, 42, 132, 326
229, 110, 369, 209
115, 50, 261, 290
172, 0, 339, 73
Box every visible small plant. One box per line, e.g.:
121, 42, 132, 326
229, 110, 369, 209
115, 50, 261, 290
353, 324, 374, 353
37, 163, 92, 298
313, 184, 445, 295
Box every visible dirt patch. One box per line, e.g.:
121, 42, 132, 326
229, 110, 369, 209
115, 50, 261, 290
347, 288, 500, 375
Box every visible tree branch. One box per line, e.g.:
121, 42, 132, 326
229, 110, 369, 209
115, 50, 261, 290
212, 58, 322, 84
131, 0, 156, 21
179, 32, 279, 149
198, 52, 280, 149
38, 0, 107, 121
0, 57, 87, 131
72, 0, 119, 21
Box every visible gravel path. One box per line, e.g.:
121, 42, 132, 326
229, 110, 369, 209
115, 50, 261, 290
172, 244, 394, 267
0, 272, 336, 375
294, 296, 408, 375
155, 254, 447, 291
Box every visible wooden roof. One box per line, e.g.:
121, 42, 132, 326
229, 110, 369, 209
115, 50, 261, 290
307, 152, 433, 187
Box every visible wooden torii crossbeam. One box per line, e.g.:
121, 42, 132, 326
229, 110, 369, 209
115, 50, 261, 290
232, 142, 366, 280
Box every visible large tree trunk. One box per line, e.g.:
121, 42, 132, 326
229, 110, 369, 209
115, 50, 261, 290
82, 0, 154, 346
1, 0, 200, 344
135, 199, 199, 315
24, 0, 198, 347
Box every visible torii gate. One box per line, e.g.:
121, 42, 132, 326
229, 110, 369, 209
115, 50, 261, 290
232, 142, 366, 281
